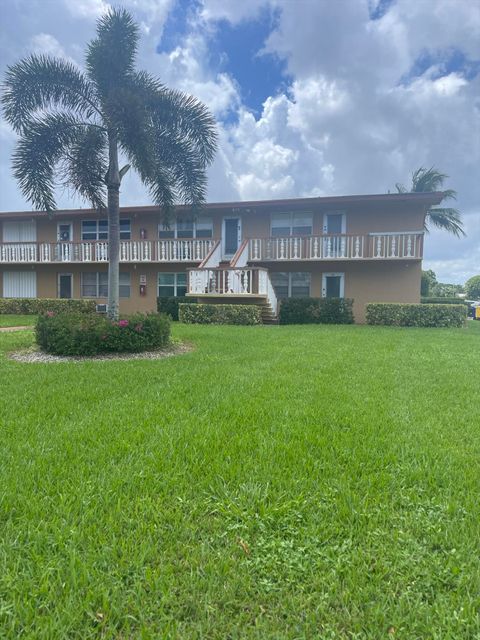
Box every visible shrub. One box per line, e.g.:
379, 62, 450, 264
278, 298, 354, 325
421, 297, 469, 305
366, 303, 467, 328
0, 298, 95, 315
36, 312, 170, 356
157, 296, 197, 321
465, 275, 480, 299
179, 303, 261, 325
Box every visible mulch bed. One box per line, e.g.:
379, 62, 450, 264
8, 342, 193, 363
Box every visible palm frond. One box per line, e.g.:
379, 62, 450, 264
1, 55, 99, 133
130, 72, 218, 166
411, 166, 448, 193
426, 207, 465, 237
395, 182, 407, 193
86, 8, 139, 97
12, 113, 104, 211
63, 126, 107, 210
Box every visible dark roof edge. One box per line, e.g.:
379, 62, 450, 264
0, 191, 445, 218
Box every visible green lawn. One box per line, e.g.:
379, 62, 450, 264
1, 322, 479, 639
0, 314, 36, 327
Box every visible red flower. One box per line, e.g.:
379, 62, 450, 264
118, 319, 129, 328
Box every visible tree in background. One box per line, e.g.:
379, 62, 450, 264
396, 167, 465, 238
465, 276, 480, 299
2, 9, 217, 320
421, 269, 437, 297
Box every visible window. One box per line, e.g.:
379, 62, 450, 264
158, 272, 187, 297
81, 219, 130, 241
81, 272, 107, 297
81, 272, 130, 298
322, 272, 345, 298
158, 217, 213, 239
270, 272, 311, 299
271, 212, 312, 237
119, 272, 131, 298
120, 219, 131, 240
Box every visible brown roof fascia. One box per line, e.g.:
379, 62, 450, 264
0, 191, 445, 219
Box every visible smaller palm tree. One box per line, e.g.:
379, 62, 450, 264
396, 167, 465, 237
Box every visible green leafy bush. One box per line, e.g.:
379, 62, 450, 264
179, 303, 261, 325
421, 297, 469, 305
157, 296, 197, 320
36, 312, 170, 356
465, 276, 480, 299
279, 298, 354, 325
0, 298, 95, 315
366, 303, 467, 328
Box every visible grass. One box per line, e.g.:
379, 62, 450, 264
0, 314, 36, 327
0, 321, 479, 639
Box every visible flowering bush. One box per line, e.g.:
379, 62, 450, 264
36, 312, 170, 356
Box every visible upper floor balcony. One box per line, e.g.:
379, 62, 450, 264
247, 232, 424, 262
0, 238, 215, 265
0, 231, 424, 265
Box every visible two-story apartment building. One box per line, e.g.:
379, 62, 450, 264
0, 191, 443, 322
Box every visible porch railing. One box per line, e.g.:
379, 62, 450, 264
248, 232, 423, 261
0, 239, 214, 264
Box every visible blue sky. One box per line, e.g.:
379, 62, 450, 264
0, 0, 479, 283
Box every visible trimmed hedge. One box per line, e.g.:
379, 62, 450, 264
421, 297, 469, 306
366, 303, 467, 328
157, 296, 197, 321
0, 298, 96, 315
279, 297, 354, 325
36, 312, 170, 356
179, 303, 261, 325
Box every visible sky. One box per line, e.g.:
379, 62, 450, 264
0, 0, 479, 284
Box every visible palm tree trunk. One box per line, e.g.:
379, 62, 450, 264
106, 132, 120, 321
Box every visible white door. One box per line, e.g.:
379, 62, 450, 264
322, 272, 345, 298
323, 213, 346, 258
222, 217, 242, 259
3, 220, 37, 242
3, 271, 37, 298
57, 222, 73, 261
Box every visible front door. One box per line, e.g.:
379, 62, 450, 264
58, 273, 73, 299
57, 222, 73, 261
223, 217, 241, 258
322, 272, 345, 298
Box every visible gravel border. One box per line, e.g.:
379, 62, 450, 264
8, 342, 193, 363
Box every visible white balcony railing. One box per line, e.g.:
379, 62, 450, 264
248, 232, 423, 261
0, 239, 214, 264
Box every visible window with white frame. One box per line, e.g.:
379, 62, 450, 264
271, 212, 313, 237
158, 272, 187, 297
81, 219, 131, 241
158, 217, 213, 239
81, 272, 130, 298
270, 272, 311, 298
323, 212, 346, 234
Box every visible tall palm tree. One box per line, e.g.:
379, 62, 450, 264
395, 167, 464, 237
1, 9, 217, 319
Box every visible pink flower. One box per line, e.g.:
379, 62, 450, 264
118, 319, 129, 328
46, 311, 55, 317
134, 323, 143, 332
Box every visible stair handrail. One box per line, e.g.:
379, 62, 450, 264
230, 239, 249, 267
199, 239, 221, 268
258, 268, 278, 316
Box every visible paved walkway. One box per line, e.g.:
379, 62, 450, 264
0, 326, 32, 332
